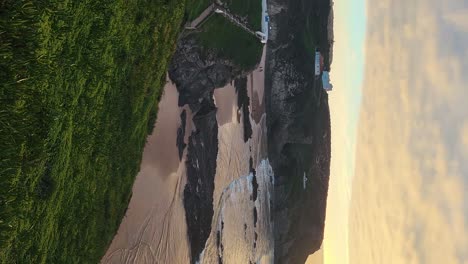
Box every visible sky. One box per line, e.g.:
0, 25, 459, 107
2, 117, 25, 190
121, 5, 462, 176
306, 0, 367, 263
308, 0, 468, 263
349, 0, 468, 262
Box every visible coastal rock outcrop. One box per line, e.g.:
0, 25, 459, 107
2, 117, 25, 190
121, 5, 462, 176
265, 0, 332, 262
183, 96, 218, 264
169, 37, 244, 110
169, 33, 259, 263
169, 0, 332, 260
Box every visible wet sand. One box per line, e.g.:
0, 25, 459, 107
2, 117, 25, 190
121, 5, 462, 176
199, 47, 273, 263
102, 82, 190, 264
141, 84, 182, 178
214, 83, 238, 126
103, 47, 269, 264
248, 48, 266, 124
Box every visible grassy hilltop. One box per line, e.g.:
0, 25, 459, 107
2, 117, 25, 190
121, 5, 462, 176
185, 0, 263, 70
196, 14, 263, 69
0, 0, 184, 263
0, 0, 265, 262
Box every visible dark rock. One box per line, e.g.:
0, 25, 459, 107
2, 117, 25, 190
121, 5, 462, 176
234, 77, 253, 142
216, 230, 221, 249
170, 32, 262, 264
169, 28, 263, 264
251, 168, 258, 202
217, 229, 223, 264
253, 206, 258, 228
176, 110, 187, 160
265, 0, 332, 262
169, 37, 245, 109
254, 232, 258, 249
183, 96, 219, 264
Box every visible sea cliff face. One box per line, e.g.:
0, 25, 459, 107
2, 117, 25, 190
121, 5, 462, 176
169, 0, 332, 260
169, 33, 259, 263
183, 96, 219, 264
169, 37, 247, 111
265, 0, 332, 262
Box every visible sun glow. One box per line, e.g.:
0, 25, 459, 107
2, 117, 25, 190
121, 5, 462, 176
306, 0, 367, 264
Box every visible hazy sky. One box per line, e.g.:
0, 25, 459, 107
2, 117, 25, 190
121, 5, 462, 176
349, 0, 468, 263
310, 0, 468, 263
308, 0, 468, 264
306, 0, 367, 263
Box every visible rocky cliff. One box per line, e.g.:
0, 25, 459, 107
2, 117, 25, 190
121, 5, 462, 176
169, 1, 332, 260
265, 0, 332, 262
169, 37, 250, 111
169, 32, 259, 263
183, 96, 218, 264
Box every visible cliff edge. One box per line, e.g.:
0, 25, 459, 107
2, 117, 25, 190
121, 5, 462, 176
264, 0, 332, 262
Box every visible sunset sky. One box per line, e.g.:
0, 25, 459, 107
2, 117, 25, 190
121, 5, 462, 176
308, 0, 468, 263
306, 0, 366, 263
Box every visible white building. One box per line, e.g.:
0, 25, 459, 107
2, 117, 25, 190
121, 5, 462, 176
255, 0, 269, 43
322, 71, 333, 91
315, 50, 321, 76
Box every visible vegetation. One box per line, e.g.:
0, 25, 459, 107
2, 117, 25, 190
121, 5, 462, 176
302, 15, 320, 60
299, 0, 331, 70
222, 0, 262, 31
196, 14, 263, 69
0, 0, 184, 263
185, 0, 213, 21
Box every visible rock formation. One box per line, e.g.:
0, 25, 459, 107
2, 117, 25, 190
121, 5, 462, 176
265, 0, 332, 262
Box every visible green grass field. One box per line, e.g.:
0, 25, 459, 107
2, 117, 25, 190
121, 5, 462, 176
0, 0, 184, 263
185, 0, 213, 21
222, 0, 262, 31
299, 0, 331, 70
196, 14, 263, 69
